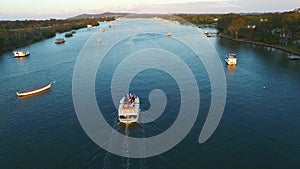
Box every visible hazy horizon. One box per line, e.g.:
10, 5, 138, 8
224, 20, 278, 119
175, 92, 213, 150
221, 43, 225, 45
1, 0, 299, 20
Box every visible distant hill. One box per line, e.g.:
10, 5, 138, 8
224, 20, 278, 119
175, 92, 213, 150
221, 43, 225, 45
67, 12, 192, 25
67, 12, 128, 20
67, 12, 184, 20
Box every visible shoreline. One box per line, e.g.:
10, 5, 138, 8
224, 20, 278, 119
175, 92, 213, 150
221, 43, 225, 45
220, 35, 300, 56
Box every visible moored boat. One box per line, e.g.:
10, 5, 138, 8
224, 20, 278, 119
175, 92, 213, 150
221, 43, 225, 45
87, 24, 93, 29
287, 55, 300, 60
118, 93, 140, 124
55, 38, 65, 44
204, 31, 212, 37
65, 32, 73, 38
167, 32, 172, 37
13, 50, 30, 57
225, 53, 237, 65
16, 81, 55, 97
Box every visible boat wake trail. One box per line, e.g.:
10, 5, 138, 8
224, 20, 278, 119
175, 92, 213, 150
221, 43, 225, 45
102, 110, 120, 169
120, 125, 130, 169
102, 109, 148, 169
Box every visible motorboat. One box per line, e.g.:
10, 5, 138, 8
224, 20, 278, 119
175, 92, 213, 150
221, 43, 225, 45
167, 32, 172, 37
55, 38, 65, 44
225, 53, 237, 65
287, 55, 300, 60
65, 32, 73, 38
204, 31, 212, 37
13, 50, 30, 57
118, 93, 140, 123
16, 81, 55, 97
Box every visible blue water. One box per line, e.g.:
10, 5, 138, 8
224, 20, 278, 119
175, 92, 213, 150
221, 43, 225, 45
0, 19, 299, 169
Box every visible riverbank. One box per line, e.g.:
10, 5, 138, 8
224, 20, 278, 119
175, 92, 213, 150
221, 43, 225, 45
220, 35, 300, 56
0, 18, 113, 55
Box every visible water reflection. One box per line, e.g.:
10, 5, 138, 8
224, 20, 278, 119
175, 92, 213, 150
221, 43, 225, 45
15, 57, 28, 62
227, 64, 236, 75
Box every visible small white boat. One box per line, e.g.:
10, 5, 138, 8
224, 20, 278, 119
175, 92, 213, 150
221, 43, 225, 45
287, 55, 300, 60
100, 28, 105, 32
97, 39, 102, 44
225, 53, 237, 65
13, 50, 30, 57
16, 81, 55, 97
118, 93, 140, 124
55, 38, 65, 44
204, 31, 212, 37
167, 32, 172, 37
87, 24, 93, 29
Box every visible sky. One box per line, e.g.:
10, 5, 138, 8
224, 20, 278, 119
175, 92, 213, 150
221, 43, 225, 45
0, 0, 299, 20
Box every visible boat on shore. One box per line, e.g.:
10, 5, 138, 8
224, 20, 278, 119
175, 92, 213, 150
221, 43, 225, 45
55, 38, 65, 44
13, 50, 30, 57
225, 53, 237, 65
16, 81, 55, 97
118, 93, 140, 124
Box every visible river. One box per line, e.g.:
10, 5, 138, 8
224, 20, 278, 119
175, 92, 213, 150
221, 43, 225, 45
0, 19, 299, 169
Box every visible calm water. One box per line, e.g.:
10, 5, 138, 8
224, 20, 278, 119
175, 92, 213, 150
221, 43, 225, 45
0, 19, 299, 169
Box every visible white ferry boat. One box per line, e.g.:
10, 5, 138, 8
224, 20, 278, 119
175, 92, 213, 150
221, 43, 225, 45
118, 93, 140, 124
13, 50, 30, 57
225, 53, 237, 65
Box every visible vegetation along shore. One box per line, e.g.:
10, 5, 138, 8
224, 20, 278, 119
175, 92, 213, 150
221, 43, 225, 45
177, 8, 300, 55
0, 16, 114, 54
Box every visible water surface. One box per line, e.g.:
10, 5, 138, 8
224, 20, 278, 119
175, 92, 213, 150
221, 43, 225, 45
0, 19, 299, 169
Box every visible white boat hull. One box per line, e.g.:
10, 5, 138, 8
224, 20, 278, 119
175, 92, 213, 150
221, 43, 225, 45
16, 83, 53, 97
287, 55, 300, 60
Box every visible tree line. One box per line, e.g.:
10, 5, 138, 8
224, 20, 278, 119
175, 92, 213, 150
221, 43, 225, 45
176, 9, 300, 53
0, 17, 114, 54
